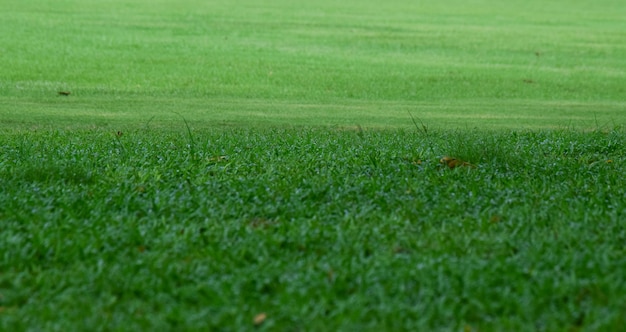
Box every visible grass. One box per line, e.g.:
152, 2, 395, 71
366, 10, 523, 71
2, 0, 626, 330
2, 127, 626, 330
1, 0, 625, 129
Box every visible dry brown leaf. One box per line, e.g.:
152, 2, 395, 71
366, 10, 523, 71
207, 155, 228, 163
253, 312, 267, 326
249, 218, 273, 229
393, 246, 410, 254
490, 215, 502, 223
440, 156, 476, 169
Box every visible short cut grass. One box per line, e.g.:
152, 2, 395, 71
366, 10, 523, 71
1, 0, 626, 330
1, 0, 625, 129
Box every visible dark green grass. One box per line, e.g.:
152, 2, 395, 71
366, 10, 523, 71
1, 127, 625, 330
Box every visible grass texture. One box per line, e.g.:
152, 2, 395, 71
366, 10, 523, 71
2, 0, 626, 330
2, 128, 626, 330
1, 0, 625, 129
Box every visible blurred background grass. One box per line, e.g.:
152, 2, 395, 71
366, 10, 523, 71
1, 0, 625, 130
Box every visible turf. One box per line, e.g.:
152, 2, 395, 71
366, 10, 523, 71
2, 128, 626, 331
1, 0, 625, 129
2, 0, 626, 330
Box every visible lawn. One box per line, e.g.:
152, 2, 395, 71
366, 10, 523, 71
1, 0, 626, 331
1, 0, 625, 129
2, 128, 626, 331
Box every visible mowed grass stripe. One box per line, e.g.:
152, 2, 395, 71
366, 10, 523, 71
1, 0, 625, 129
3, 97, 624, 130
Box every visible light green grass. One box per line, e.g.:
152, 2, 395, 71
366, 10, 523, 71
1, 0, 625, 129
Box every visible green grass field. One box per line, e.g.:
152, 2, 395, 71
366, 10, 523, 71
2, 0, 626, 330
2, 0, 625, 129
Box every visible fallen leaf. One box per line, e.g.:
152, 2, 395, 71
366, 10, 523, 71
58, 91, 71, 96
490, 215, 502, 223
440, 156, 475, 169
249, 218, 273, 229
393, 246, 410, 254
253, 312, 267, 326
